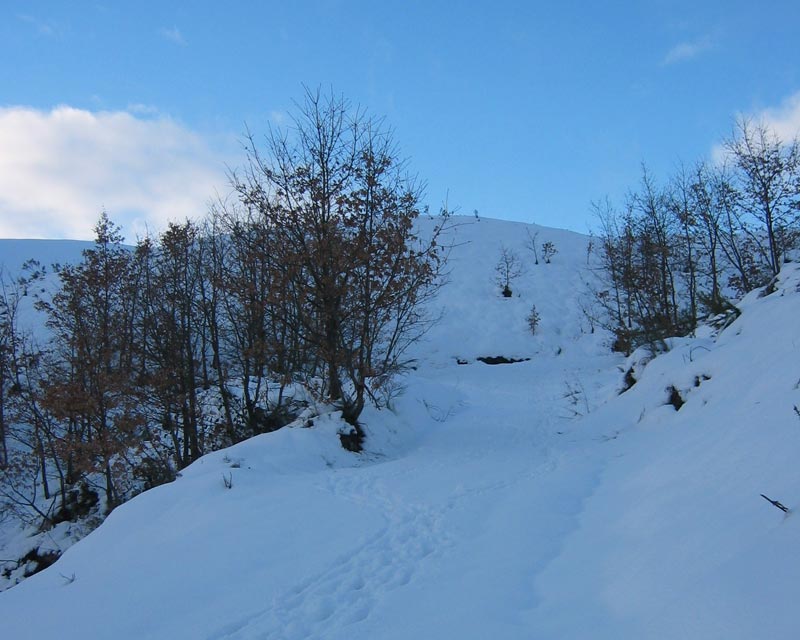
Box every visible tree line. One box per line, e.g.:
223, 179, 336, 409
0, 89, 447, 531
591, 118, 800, 353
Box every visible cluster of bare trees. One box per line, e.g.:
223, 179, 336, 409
0, 214, 262, 526
494, 230, 560, 299
592, 119, 800, 353
0, 89, 447, 531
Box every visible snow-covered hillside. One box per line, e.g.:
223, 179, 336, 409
0, 238, 93, 273
1, 216, 799, 639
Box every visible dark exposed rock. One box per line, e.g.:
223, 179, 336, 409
476, 356, 530, 365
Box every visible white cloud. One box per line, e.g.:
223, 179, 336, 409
711, 91, 800, 164
757, 91, 800, 141
0, 106, 231, 240
663, 36, 712, 65
159, 26, 187, 46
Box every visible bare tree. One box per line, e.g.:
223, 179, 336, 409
233, 88, 447, 431
726, 118, 800, 276
525, 228, 541, 264
38, 213, 142, 511
688, 162, 723, 310
209, 197, 306, 437
591, 198, 637, 352
144, 221, 208, 468
541, 241, 558, 264
591, 169, 690, 352
495, 245, 523, 297
526, 304, 540, 334
0, 269, 20, 469
670, 164, 698, 327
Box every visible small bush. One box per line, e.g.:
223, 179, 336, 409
542, 241, 558, 263
526, 305, 540, 334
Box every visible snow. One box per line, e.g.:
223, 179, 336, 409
2, 216, 799, 638
0, 238, 93, 273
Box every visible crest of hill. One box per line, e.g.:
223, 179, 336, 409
413, 215, 596, 364
0, 239, 94, 273
0, 218, 599, 364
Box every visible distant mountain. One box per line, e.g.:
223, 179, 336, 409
0, 238, 93, 273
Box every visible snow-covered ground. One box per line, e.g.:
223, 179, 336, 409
1, 217, 799, 638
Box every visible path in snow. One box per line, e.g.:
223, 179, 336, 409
205, 346, 619, 640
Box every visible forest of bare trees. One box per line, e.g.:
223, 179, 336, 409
590, 118, 800, 354
0, 90, 448, 539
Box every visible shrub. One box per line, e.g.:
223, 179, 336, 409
526, 305, 541, 334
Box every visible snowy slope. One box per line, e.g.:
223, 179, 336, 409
527, 264, 800, 639
1, 217, 799, 639
413, 216, 595, 362
0, 238, 92, 273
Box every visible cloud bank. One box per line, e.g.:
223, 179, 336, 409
0, 106, 230, 240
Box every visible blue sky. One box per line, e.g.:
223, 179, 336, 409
1, 1, 799, 239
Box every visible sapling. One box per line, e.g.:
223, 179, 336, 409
495, 245, 523, 297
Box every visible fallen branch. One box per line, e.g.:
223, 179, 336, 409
222, 473, 233, 490
760, 494, 790, 513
